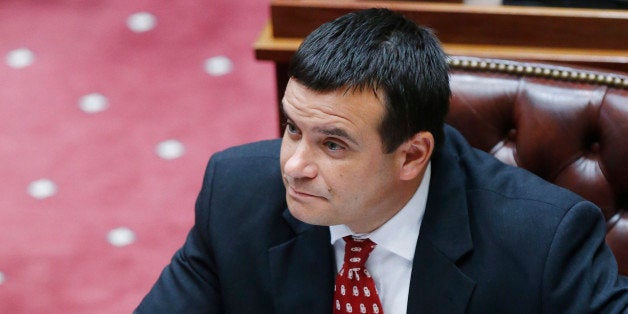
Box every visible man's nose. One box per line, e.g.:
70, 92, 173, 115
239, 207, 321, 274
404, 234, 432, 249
283, 142, 317, 179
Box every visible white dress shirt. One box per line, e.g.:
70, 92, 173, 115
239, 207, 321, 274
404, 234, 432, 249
330, 163, 431, 314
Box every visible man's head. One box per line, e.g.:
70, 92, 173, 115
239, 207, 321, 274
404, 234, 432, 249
280, 9, 450, 233
288, 8, 450, 153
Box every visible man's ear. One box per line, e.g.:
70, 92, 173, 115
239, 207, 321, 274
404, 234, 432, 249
397, 132, 434, 181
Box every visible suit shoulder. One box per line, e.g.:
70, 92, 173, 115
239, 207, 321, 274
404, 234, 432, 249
213, 139, 281, 161
442, 125, 584, 210
204, 139, 282, 186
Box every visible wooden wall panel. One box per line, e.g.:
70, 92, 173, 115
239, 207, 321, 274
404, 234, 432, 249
271, 0, 628, 50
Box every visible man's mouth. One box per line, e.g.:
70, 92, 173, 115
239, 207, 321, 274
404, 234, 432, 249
288, 185, 324, 199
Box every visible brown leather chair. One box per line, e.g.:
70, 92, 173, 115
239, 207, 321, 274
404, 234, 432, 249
446, 56, 628, 274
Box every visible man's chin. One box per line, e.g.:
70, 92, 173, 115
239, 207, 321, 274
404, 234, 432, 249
286, 202, 334, 227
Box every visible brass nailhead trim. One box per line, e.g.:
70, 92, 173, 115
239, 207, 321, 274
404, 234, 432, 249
448, 58, 628, 89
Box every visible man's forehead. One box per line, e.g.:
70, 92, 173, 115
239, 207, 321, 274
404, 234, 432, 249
283, 80, 385, 111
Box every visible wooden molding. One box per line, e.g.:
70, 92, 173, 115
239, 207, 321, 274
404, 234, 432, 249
254, 23, 628, 72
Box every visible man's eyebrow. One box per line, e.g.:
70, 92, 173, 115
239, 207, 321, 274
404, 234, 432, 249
314, 127, 358, 145
280, 104, 293, 123
280, 102, 287, 118
281, 100, 358, 145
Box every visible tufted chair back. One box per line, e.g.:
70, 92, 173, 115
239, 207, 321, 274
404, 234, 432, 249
446, 56, 628, 274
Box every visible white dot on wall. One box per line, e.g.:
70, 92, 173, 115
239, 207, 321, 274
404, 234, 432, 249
204, 56, 233, 76
79, 93, 109, 113
27, 179, 58, 200
107, 227, 136, 247
5, 48, 35, 69
127, 12, 157, 33
0, 271, 5, 285
156, 139, 186, 160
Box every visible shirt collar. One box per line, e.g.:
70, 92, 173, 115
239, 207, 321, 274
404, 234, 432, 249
330, 162, 431, 262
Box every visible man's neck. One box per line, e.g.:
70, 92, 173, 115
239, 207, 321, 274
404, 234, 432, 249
345, 163, 430, 234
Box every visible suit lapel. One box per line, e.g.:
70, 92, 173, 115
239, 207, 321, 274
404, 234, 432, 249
268, 209, 335, 314
407, 131, 476, 313
408, 240, 475, 313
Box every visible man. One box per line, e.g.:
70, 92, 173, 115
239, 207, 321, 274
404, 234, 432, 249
136, 8, 628, 313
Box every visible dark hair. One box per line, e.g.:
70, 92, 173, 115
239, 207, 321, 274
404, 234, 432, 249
288, 8, 450, 153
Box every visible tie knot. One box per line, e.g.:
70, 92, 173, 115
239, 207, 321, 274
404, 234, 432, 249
343, 236, 376, 267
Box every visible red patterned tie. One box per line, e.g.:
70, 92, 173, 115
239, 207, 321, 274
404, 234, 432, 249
333, 236, 383, 314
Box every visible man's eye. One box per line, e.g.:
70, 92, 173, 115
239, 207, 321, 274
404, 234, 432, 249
286, 123, 297, 134
324, 141, 344, 151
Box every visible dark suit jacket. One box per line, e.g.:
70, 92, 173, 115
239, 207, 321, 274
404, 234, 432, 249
136, 126, 628, 313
